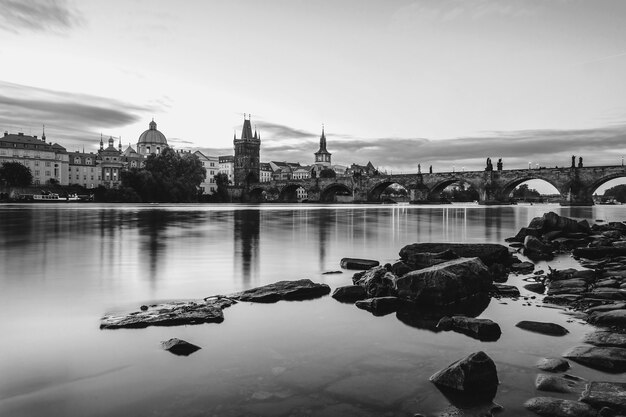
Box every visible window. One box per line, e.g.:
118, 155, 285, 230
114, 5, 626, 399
86, 158, 91, 165
45, 170, 51, 176
74, 157, 81, 164
76, 175, 79, 180
35, 160, 39, 166
35, 170, 39, 176
45, 161, 51, 167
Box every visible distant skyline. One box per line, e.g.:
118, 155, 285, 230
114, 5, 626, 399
1, 0, 626, 192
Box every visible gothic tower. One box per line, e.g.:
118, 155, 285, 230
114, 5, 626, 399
314, 126, 331, 167
234, 114, 260, 186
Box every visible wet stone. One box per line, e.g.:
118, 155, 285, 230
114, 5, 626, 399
580, 381, 626, 414
563, 345, 626, 373
516, 320, 569, 336
524, 397, 596, 417
161, 338, 201, 356
583, 330, 626, 348
537, 358, 570, 373
227, 279, 331, 303
535, 374, 575, 393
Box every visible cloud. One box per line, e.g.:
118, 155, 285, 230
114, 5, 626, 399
255, 121, 317, 139
0, 0, 83, 34
0, 80, 152, 148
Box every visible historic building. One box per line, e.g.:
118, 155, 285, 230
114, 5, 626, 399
99, 135, 124, 188
137, 119, 168, 156
0, 130, 69, 185
314, 127, 331, 166
194, 151, 218, 194
68, 151, 101, 188
259, 162, 273, 182
233, 115, 260, 186
219, 155, 234, 184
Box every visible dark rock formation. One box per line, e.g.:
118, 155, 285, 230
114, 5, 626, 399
436, 316, 501, 341
399, 243, 512, 266
587, 309, 626, 327
100, 298, 236, 329
583, 330, 626, 348
525, 283, 546, 294
352, 266, 397, 297
524, 236, 554, 259
511, 261, 535, 274
429, 351, 499, 400
340, 258, 380, 270
227, 279, 331, 303
331, 285, 368, 303
516, 321, 569, 336
564, 345, 626, 373
524, 397, 597, 417
535, 374, 576, 393
355, 296, 401, 316
490, 283, 520, 298
580, 381, 626, 414
573, 247, 626, 260
537, 358, 570, 372
395, 257, 492, 306
161, 338, 201, 356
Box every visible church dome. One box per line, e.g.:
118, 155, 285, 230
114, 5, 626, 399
138, 120, 167, 146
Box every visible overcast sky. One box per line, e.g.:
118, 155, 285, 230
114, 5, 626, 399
1, 0, 626, 191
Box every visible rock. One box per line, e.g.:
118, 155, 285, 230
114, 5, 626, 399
543, 295, 582, 305
608, 222, 626, 232
506, 226, 542, 243
227, 279, 331, 303
586, 289, 626, 301
100, 298, 236, 329
322, 270, 343, 275
340, 258, 380, 270
587, 309, 626, 327
436, 316, 501, 341
516, 321, 569, 336
489, 263, 508, 283
544, 230, 563, 241
524, 397, 597, 417
564, 346, 626, 373
331, 285, 368, 303
525, 283, 546, 294
391, 261, 412, 277
140, 305, 148, 311
580, 381, 626, 414
573, 247, 626, 260
352, 266, 397, 297
542, 212, 589, 234
537, 358, 570, 372
583, 331, 626, 348
355, 296, 401, 316
596, 279, 620, 288
429, 351, 499, 399
511, 261, 535, 274
490, 283, 520, 298
524, 236, 554, 257
549, 278, 588, 289
603, 230, 623, 239
161, 338, 201, 356
585, 302, 626, 313
395, 257, 492, 306
399, 243, 512, 266
535, 374, 575, 393
399, 249, 460, 270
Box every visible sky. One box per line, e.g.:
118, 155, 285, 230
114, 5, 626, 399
1, 0, 626, 192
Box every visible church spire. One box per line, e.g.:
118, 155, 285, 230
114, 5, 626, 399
41, 124, 46, 142
100, 133, 104, 151
118, 136, 122, 151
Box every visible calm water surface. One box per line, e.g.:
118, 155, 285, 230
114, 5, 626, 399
1, 203, 625, 417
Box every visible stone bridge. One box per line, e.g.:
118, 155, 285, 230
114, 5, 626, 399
243, 165, 626, 205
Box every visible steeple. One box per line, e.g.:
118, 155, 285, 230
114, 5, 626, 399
41, 124, 46, 143
108, 136, 114, 148
118, 137, 122, 151
240, 114, 254, 140
149, 119, 156, 130
314, 124, 331, 166
100, 133, 104, 151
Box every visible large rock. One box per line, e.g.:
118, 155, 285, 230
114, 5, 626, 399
331, 285, 368, 303
583, 330, 626, 348
535, 374, 575, 393
395, 257, 492, 306
340, 258, 380, 270
429, 351, 499, 399
436, 316, 501, 341
399, 243, 511, 266
524, 236, 554, 258
524, 397, 597, 417
587, 309, 626, 327
355, 296, 401, 316
516, 321, 569, 336
227, 279, 331, 303
580, 381, 626, 414
564, 345, 626, 373
100, 298, 236, 329
161, 338, 201, 356
352, 266, 397, 297
533, 212, 590, 234
396, 249, 459, 270
573, 247, 626, 260
537, 358, 570, 372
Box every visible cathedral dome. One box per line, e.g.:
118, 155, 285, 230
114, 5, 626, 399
138, 120, 168, 146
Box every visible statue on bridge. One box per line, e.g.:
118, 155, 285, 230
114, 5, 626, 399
485, 158, 493, 172
571, 155, 576, 168
497, 158, 503, 171
418, 164, 421, 174
429, 165, 432, 174
578, 157, 583, 168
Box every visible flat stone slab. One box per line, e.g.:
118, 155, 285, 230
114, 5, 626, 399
100, 298, 235, 329
580, 381, 626, 414
226, 279, 331, 303
587, 309, 626, 327
491, 284, 520, 298
583, 330, 626, 348
516, 320, 569, 336
340, 258, 380, 270
563, 345, 626, 373
524, 397, 596, 417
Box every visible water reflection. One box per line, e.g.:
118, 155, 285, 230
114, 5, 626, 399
234, 209, 260, 286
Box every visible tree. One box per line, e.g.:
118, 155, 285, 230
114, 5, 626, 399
0, 162, 33, 186
214, 172, 230, 202
512, 184, 541, 200
122, 148, 206, 202
319, 168, 336, 178
603, 184, 626, 203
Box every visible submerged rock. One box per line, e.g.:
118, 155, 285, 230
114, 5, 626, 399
535, 374, 576, 393
580, 381, 626, 414
100, 298, 236, 329
395, 257, 492, 306
399, 243, 512, 266
227, 279, 331, 303
436, 316, 501, 341
490, 283, 520, 298
340, 258, 380, 270
516, 320, 569, 336
331, 285, 368, 303
161, 338, 201, 356
564, 345, 626, 373
583, 330, 626, 348
524, 397, 596, 417
537, 358, 570, 373
429, 351, 499, 399
355, 296, 401, 316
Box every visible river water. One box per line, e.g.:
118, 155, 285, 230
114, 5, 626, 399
1, 203, 625, 417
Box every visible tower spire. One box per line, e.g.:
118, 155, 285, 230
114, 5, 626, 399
100, 133, 104, 151
42, 124, 46, 142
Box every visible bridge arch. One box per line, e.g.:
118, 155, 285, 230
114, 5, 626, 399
367, 179, 412, 202
428, 178, 482, 202
320, 183, 353, 203
586, 173, 626, 198
248, 187, 267, 203
501, 176, 563, 200
278, 184, 306, 202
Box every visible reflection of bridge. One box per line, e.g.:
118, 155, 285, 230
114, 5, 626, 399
244, 165, 626, 205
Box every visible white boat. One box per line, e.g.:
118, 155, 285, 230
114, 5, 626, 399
32, 193, 80, 202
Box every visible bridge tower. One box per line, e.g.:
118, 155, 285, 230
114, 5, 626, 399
314, 126, 331, 167
234, 114, 260, 186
